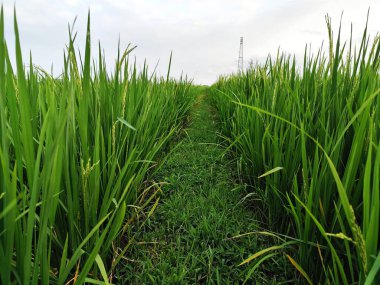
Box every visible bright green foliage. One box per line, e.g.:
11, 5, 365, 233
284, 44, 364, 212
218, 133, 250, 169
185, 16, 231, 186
0, 8, 193, 284
117, 94, 288, 284
210, 17, 380, 284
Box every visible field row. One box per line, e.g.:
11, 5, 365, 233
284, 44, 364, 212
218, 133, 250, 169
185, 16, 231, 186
211, 18, 380, 284
0, 11, 194, 284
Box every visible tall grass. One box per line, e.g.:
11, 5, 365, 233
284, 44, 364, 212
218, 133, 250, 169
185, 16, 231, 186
0, 8, 193, 284
211, 16, 380, 284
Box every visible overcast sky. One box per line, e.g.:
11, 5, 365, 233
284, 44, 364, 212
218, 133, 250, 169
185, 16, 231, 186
1, 0, 380, 85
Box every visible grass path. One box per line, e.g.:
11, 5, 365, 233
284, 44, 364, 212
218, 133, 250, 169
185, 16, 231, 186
119, 94, 281, 284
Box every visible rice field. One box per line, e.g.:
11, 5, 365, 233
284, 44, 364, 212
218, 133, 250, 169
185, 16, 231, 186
0, 9, 193, 284
210, 17, 380, 284
1, 5, 380, 285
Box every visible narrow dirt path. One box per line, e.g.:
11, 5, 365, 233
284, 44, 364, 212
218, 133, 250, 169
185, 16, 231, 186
119, 94, 276, 284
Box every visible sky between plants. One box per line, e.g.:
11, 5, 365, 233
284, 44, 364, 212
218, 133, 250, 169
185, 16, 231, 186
2, 0, 380, 85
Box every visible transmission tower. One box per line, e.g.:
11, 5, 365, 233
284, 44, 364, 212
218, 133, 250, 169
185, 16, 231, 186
238, 37, 243, 72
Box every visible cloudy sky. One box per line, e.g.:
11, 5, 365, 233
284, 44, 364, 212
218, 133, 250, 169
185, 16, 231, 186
1, 0, 380, 84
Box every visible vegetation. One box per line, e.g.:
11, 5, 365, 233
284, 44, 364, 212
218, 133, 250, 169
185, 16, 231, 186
0, 8, 193, 284
116, 93, 289, 284
1, 5, 379, 284
210, 17, 380, 284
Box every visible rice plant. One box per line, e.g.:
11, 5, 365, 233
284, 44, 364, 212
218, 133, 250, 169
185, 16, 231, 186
0, 8, 193, 284
210, 16, 380, 284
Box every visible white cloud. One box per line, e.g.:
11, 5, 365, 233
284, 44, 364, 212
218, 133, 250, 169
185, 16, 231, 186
1, 0, 379, 84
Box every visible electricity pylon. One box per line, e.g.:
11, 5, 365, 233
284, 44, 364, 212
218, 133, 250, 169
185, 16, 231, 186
238, 37, 243, 72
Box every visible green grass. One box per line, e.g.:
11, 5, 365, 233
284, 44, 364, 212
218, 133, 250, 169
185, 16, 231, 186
1, 6, 379, 285
210, 16, 380, 284
116, 93, 289, 284
0, 8, 193, 284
